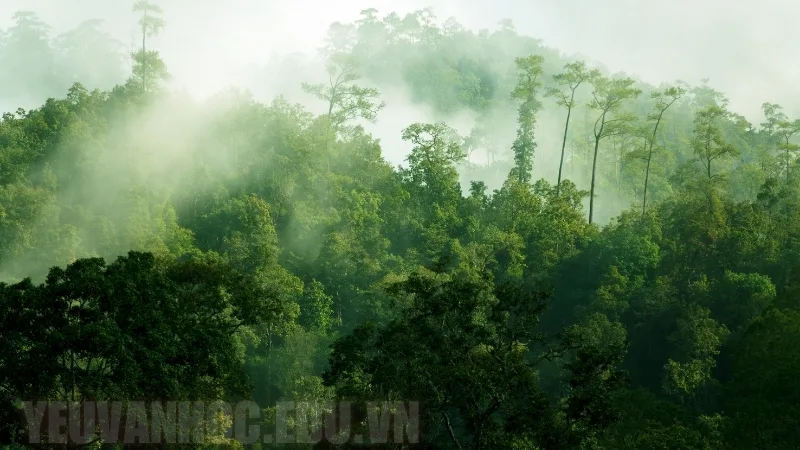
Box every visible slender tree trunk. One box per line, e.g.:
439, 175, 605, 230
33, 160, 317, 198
705, 134, 713, 180
642, 137, 658, 215
706, 132, 714, 181
642, 111, 668, 216
589, 119, 605, 224
142, 0, 147, 92
325, 99, 334, 173
556, 99, 574, 194
642, 138, 653, 216
642, 97, 678, 215
786, 137, 791, 184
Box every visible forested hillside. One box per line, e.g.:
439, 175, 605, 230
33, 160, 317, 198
2, 4, 800, 449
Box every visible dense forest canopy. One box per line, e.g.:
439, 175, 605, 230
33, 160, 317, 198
2, 3, 800, 449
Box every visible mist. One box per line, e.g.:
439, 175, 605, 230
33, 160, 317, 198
4, 4, 800, 447
1, 0, 798, 279
3, 0, 798, 120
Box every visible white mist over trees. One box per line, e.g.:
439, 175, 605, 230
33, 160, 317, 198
1, 3, 800, 449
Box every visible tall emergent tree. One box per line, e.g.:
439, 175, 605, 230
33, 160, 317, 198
776, 118, 800, 183
509, 55, 544, 184
132, 0, 166, 92
760, 102, 787, 154
402, 121, 466, 205
692, 104, 737, 181
0, 12, 58, 101
301, 51, 386, 181
546, 60, 598, 192
301, 52, 386, 133
642, 86, 684, 215
587, 76, 641, 224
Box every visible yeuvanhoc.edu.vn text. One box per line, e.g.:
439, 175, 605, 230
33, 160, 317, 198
19, 400, 419, 445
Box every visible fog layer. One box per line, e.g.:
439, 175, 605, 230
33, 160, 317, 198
3, 0, 797, 119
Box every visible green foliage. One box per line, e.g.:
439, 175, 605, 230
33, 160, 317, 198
546, 60, 600, 190
130, 0, 168, 93
587, 76, 642, 223
1, 8, 800, 450
724, 308, 800, 448
509, 55, 544, 183
300, 53, 386, 132
0, 251, 284, 441
324, 269, 627, 448
691, 104, 738, 181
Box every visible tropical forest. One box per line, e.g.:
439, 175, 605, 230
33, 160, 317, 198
1, 3, 799, 449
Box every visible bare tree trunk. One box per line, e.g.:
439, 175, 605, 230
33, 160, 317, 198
556, 101, 574, 194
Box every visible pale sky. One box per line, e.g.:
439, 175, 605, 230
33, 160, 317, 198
1, 0, 798, 121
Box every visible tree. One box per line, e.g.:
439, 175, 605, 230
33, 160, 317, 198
322, 21, 357, 56
403, 122, 465, 171
0, 251, 286, 444
662, 304, 729, 409
546, 60, 599, 192
400, 122, 466, 260
0, 11, 59, 102
760, 102, 787, 152
508, 55, 544, 183
723, 308, 800, 449
691, 105, 737, 181
587, 76, 641, 224
642, 86, 684, 215
776, 118, 800, 183
9, 11, 800, 450
54, 19, 125, 90
301, 52, 386, 133
324, 267, 627, 449
132, 0, 166, 92
401, 121, 465, 209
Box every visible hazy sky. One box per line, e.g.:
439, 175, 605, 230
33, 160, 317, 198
1, 0, 798, 121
